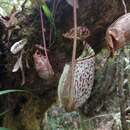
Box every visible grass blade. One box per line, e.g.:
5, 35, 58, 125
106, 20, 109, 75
0, 89, 25, 96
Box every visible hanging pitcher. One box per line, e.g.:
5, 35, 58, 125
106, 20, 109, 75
33, 49, 54, 79
58, 43, 95, 112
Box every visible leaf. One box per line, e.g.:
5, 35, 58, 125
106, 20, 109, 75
41, 2, 56, 38
0, 89, 25, 96
41, 3, 53, 24
12, 57, 21, 72
19, 55, 25, 86
12, 49, 23, 72
10, 39, 27, 54
0, 128, 11, 130
66, 0, 79, 8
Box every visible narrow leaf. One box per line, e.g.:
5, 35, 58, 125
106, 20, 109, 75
0, 128, 11, 130
12, 57, 21, 72
41, 3, 53, 23
0, 90, 25, 96
41, 3, 56, 39
10, 39, 27, 54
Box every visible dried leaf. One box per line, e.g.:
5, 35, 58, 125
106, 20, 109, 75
19, 52, 25, 86
12, 57, 21, 72
10, 39, 27, 54
12, 50, 26, 85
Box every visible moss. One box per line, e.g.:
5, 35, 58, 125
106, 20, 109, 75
3, 95, 55, 130
3, 113, 17, 130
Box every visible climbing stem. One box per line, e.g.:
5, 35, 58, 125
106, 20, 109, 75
72, 0, 77, 66
39, 6, 48, 59
70, 0, 77, 102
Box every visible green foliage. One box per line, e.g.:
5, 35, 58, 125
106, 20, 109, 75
41, 3, 54, 24
0, 127, 11, 130
41, 2, 56, 37
0, 89, 25, 96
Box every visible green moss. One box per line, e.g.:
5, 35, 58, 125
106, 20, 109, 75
3, 95, 53, 130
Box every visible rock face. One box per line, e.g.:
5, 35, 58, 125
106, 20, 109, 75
1, 0, 130, 130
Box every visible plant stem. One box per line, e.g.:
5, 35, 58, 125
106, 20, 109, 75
70, 0, 77, 102
72, 0, 77, 66
39, 7, 48, 59
71, 0, 77, 77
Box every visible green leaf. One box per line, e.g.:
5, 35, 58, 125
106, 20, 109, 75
0, 89, 25, 96
0, 127, 11, 130
41, 2, 56, 38
41, 3, 53, 24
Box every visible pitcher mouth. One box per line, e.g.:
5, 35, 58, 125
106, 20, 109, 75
76, 54, 95, 62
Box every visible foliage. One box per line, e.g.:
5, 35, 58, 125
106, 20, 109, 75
41, 1, 56, 37
0, 89, 25, 96
0, 128, 11, 130
0, 0, 31, 16
41, 3, 54, 25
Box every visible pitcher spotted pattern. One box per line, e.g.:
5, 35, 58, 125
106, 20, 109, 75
58, 44, 95, 112
74, 55, 95, 108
